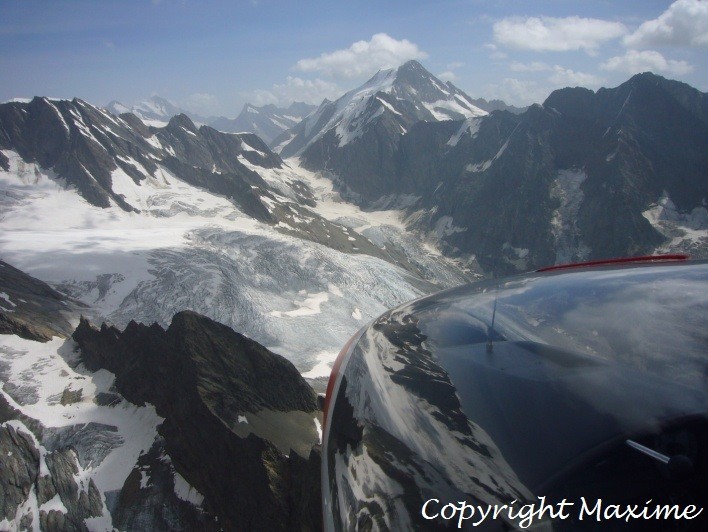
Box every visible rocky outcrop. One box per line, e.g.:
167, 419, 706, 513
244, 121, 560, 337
108, 437, 220, 531
0, 260, 78, 342
0, 422, 39, 525
0, 416, 104, 532
72, 311, 322, 531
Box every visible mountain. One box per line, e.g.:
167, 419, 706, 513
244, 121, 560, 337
106, 96, 204, 127
467, 96, 527, 114
284, 69, 707, 275
0, 95, 471, 529
0, 95, 472, 378
274, 60, 488, 160
0, 97, 279, 218
1, 64, 706, 530
105, 98, 316, 144
0, 260, 321, 530
209, 102, 316, 144
73, 311, 321, 530
0, 260, 81, 341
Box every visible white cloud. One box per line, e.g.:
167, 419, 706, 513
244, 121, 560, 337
485, 78, 549, 107
509, 61, 551, 72
549, 66, 603, 87
624, 0, 708, 48
484, 43, 508, 59
439, 61, 465, 82
493, 16, 627, 54
437, 71, 457, 82
601, 50, 693, 75
182, 93, 220, 116
295, 33, 428, 79
249, 76, 342, 107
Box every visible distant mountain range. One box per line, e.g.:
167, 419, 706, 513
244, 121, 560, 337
105, 97, 316, 144
106, 96, 192, 127
210, 102, 317, 144
104, 85, 521, 146
3, 61, 706, 281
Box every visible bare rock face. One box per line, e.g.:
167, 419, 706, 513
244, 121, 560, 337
0, 260, 78, 342
41, 449, 104, 531
73, 311, 322, 531
0, 423, 39, 522
108, 437, 220, 531
0, 416, 103, 532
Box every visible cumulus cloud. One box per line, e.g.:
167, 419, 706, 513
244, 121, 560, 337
249, 76, 342, 107
438, 61, 467, 82
437, 71, 457, 82
493, 16, 627, 54
624, 0, 708, 48
295, 33, 428, 79
600, 50, 693, 75
549, 66, 603, 87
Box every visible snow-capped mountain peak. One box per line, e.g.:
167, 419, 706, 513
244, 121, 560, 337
277, 60, 487, 157
390, 60, 487, 119
133, 95, 183, 120
105, 95, 199, 127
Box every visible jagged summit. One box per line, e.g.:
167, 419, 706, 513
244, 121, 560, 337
166, 112, 198, 133
0, 96, 283, 217
276, 60, 486, 158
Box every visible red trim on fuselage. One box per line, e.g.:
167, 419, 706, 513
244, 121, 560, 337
322, 330, 360, 432
537, 254, 689, 273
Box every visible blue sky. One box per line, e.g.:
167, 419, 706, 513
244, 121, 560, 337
1, 0, 705, 116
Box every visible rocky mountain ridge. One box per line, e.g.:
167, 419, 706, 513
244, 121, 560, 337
284, 65, 707, 274
73, 311, 321, 530
0, 261, 322, 531
0, 96, 422, 260
0, 97, 280, 218
0, 90, 471, 383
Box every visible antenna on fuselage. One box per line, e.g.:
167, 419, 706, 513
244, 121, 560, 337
486, 284, 498, 354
